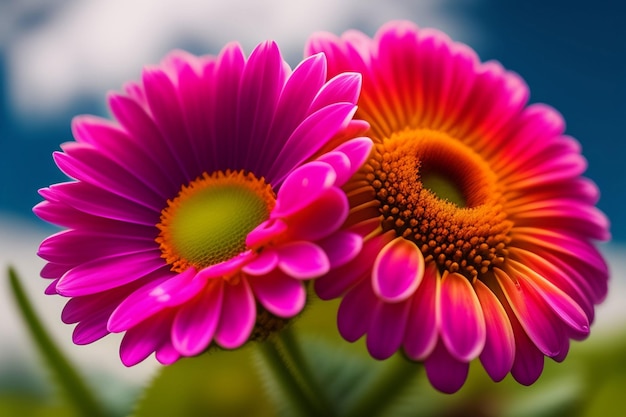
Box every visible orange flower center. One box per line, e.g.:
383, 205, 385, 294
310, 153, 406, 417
361, 128, 512, 279
156, 170, 276, 273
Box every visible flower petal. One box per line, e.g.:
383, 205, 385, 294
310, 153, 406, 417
273, 161, 336, 217
242, 250, 279, 276
172, 280, 224, 356
403, 263, 440, 360
316, 231, 362, 269
474, 280, 515, 382
367, 299, 411, 360
338, 280, 377, 342
119, 311, 173, 367
424, 340, 470, 394
372, 237, 424, 303
56, 251, 166, 297
277, 241, 329, 279
250, 270, 306, 317
214, 280, 256, 349
439, 272, 486, 362
108, 267, 201, 332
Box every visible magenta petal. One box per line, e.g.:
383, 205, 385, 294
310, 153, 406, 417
424, 340, 470, 394
283, 187, 348, 241
315, 234, 388, 300
73, 318, 110, 345
439, 272, 486, 362
269, 102, 357, 183
277, 241, 329, 279
250, 270, 306, 318
56, 251, 166, 296
309, 72, 362, 113
172, 281, 224, 356
403, 264, 440, 360
108, 268, 201, 332
119, 312, 173, 367
273, 161, 336, 217
315, 151, 352, 186
338, 280, 377, 342
316, 231, 362, 269
496, 268, 566, 357
246, 219, 288, 248
474, 280, 515, 382
510, 316, 546, 385
367, 299, 411, 360
326, 137, 374, 186
242, 250, 279, 275
155, 341, 181, 365
372, 237, 424, 303
214, 280, 256, 349
510, 259, 589, 337
195, 251, 254, 280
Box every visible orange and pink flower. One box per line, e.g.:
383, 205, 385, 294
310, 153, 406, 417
307, 21, 610, 393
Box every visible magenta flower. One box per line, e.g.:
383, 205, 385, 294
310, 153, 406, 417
34, 41, 372, 366
306, 21, 610, 393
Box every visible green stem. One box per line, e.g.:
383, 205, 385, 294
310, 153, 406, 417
276, 328, 336, 415
258, 334, 325, 417
8, 266, 109, 417
344, 354, 422, 417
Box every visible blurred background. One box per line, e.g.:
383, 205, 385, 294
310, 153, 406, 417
0, 0, 624, 416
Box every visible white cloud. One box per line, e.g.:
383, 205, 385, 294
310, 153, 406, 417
6, 0, 481, 119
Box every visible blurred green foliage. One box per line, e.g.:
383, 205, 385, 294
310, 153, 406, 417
3, 271, 626, 417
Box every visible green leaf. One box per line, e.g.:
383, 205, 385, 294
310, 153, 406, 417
7, 266, 109, 417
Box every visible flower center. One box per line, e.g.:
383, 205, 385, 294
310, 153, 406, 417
157, 170, 276, 272
365, 128, 512, 279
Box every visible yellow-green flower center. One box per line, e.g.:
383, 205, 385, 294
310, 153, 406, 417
359, 128, 513, 279
157, 170, 276, 272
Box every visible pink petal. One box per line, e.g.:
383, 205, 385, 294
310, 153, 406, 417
372, 237, 424, 303
509, 259, 589, 338
281, 187, 348, 241
277, 241, 329, 279
366, 299, 411, 360
337, 280, 377, 342
309, 72, 362, 113
269, 102, 357, 183
316, 231, 362, 269
315, 234, 389, 300
242, 250, 279, 275
403, 264, 440, 360
195, 251, 255, 280
262, 53, 327, 165
214, 279, 256, 349
54, 144, 164, 210
424, 340, 470, 394
108, 268, 201, 332
325, 137, 374, 186
72, 317, 110, 345
249, 270, 306, 317
235, 41, 286, 169
495, 268, 566, 357
439, 272, 486, 362
172, 281, 224, 356
119, 311, 173, 367
155, 341, 181, 365
474, 280, 515, 382
56, 251, 166, 296
273, 161, 336, 217
315, 151, 352, 186
246, 219, 288, 248
509, 313, 545, 385
38, 229, 154, 265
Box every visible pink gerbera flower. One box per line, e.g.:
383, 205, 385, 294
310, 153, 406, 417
307, 21, 610, 393
34, 41, 372, 366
